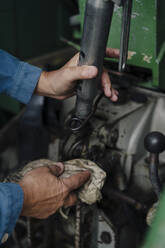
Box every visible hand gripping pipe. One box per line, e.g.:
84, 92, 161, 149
69, 0, 114, 132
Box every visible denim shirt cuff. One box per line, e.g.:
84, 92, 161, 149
0, 183, 24, 242
7, 61, 42, 104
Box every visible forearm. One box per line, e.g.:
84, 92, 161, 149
0, 50, 42, 104
0, 183, 24, 244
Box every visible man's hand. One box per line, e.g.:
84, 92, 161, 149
19, 163, 90, 219
36, 48, 119, 101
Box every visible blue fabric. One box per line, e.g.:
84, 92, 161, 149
0, 183, 24, 244
0, 49, 42, 104
0, 50, 42, 243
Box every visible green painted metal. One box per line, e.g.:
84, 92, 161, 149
78, 0, 165, 90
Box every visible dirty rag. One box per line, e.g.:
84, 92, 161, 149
4, 159, 106, 205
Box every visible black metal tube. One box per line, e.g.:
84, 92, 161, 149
149, 153, 162, 198
71, 0, 114, 130
119, 0, 132, 72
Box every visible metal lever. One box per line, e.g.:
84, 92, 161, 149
119, 0, 133, 72
144, 132, 165, 198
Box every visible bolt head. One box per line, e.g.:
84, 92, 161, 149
100, 231, 112, 244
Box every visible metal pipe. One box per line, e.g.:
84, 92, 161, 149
102, 186, 147, 211
119, 0, 133, 72
70, 0, 114, 131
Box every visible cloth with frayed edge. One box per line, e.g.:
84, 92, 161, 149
146, 202, 159, 226
4, 159, 106, 205
61, 159, 106, 205
4, 159, 59, 183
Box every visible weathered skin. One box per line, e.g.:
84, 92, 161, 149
4, 159, 90, 219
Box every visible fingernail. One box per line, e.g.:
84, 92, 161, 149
106, 84, 111, 97
56, 162, 64, 173
112, 95, 118, 101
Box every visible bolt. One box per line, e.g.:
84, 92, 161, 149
100, 231, 112, 244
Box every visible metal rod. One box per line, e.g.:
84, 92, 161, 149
119, 0, 133, 72
75, 202, 81, 248
102, 187, 147, 211
149, 153, 162, 198
70, 0, 114, 132
27, 217, 32, 247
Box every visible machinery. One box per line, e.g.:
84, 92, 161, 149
79, 0, 165, 89
0, 0, 165, 247
58, 0, 165, 247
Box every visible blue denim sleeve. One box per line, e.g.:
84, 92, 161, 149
0, 183, 24, 244
0, 50, 42, 104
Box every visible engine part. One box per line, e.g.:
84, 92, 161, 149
79, 205, 117, 248
144, 132, 165, 198
61, 85, 165, 196
79, 0, 165, 91
70, 0, 134, 131
102, 186, 147, 211
97, 211, 116, 248
70, 0, 114, 131
119, 0, 132, 72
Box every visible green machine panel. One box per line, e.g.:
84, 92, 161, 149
79, 0, 165, 90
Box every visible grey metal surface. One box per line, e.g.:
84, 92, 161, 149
2, 83, 165, 247
60, 86, 165, 195
97, 211, 116, 248
71, 0, 114, 129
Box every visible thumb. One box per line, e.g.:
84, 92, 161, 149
64, 192, 78, 207
47, 162, 64, 177
63, 65, 98, 82
62, 171, 91, 192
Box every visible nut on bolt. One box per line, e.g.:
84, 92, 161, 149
100, 231, 112, 244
